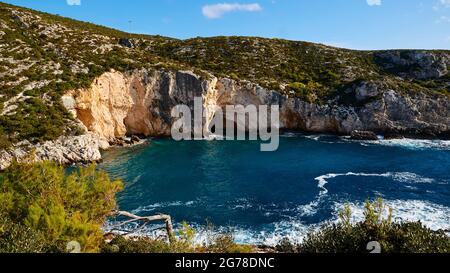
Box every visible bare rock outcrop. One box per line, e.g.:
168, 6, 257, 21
351, 131, 379, 141
63, 70, 207, 141
0, 134, 109, 170
67, 71, 133, 141
374, 51, 449, 80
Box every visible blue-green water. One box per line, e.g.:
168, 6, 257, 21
100, 134, 450, 245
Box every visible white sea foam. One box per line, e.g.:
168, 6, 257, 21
308, 171, 440, 219
314, 172, 436, 196
221, 199, 450, 245
304, 135, 322, 141
346, 137, 450, 151
295, 201, 321, 217
333, 200, 450, 232
296, 134, 450, 149
104, 220, 316, 246
157, 220, 318, 246
109, 200, 450, 245
280, 133, 450, 150
391, 172, 436, 184
131, 200, 197, 214
105, 198, 450, 246
228, 198, 255, 210
281, 132, 301, 138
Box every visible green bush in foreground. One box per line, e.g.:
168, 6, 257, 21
0, 162, 123, 253
101, 222, 254, 254
0, 212, 48, 253
0, 130, 11, 150
278, 199, 450, 253
1, 162, 448, 253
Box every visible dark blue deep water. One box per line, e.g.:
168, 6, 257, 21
100, 134, 450, 245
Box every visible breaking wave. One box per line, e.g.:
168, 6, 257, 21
346, 137, 450, 151
333, 200, 450, 232
131, 200, 198, 214
315, 172, 437, 196
281, 133, 450, 151
105, 198, 450, 246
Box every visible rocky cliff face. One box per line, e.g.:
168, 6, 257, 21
1, 67, 449, 169
63, 70, 206, 140
374, 51, 450, 80
65, 69, 450, 140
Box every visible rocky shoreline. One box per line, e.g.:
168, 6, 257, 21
1, 129, 448, 171
0, 133, 151, 170
1, 68, 449, 170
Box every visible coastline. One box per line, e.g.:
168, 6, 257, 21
2, 130, 449, 171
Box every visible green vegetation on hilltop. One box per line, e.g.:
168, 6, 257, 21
0, 2, 448, 146
148, 36, 380, 101
147, 36, 450, 102
0, 2, 181, 144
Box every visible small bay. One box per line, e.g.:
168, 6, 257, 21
99, 134, 450, 245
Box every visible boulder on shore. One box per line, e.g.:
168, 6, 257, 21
350, 130, 379, 141
131, 135, 141, 144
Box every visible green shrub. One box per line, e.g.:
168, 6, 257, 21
0, 130, 11, 150
0, 212, 48, 253
102, 236, 174, 254
0, 162, 123, 253
292, 199, 450, 253
204, 234, 254, 253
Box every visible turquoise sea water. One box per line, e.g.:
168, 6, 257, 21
100, 134, 450, 245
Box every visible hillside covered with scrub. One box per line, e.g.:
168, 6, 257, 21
0, 2, 449, 149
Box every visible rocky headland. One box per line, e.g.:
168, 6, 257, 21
0, 3, 449, 169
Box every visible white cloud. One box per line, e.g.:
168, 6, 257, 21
434, 0, 450, 10
202, 3, 262, 19
438, 15, 450, 23
440, 0, 450, 7
66, 0, 81, 6
366, 0, 382, 6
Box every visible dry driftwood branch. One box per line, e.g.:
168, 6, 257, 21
109, 210, 174, 243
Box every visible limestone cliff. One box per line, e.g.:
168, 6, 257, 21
63, 70, 205, 140
65, 69, 450, 140
1, 68, 449, 170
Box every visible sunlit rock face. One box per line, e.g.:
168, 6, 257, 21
64, 69, 449, 141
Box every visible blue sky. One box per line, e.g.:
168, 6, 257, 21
3, 0, 450, 50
